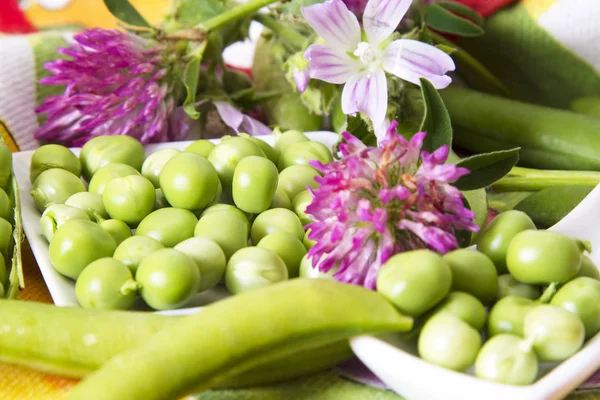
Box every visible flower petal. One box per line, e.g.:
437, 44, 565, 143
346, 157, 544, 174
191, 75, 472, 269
341, 69, 388, 127
383, 39, 456, 89
363, 0, 413, 45
214, 101, 271, 136
293, 67, 310, 92
301, 0, 361, 51
305, 44, 361, 84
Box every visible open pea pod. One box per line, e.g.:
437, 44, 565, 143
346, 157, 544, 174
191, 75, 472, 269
66, 279, 412, 400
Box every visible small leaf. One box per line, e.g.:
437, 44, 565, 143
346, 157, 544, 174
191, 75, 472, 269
103, 0, 150, 28
437, 1, 484, 26
487, 191, 534, 213
425, 3, 484, 37
345, 115, 377, 147
172, 0, 225, 26
419, 78, 452, 153
182, 42, 208, 120
455, 148, 520, 191
460, 188, 488, 245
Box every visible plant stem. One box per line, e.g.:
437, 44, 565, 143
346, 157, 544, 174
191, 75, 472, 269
492, 167, 600, 192
537, 282, 558, 304
201, 0, 279, 31
253, 14, 306, 47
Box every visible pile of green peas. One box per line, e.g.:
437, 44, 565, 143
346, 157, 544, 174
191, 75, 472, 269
376, 210, 600, 385
29, 131, 334, 311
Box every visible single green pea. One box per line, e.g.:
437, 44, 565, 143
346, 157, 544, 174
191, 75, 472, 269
270, 186, 292, 210
232, 156, 279, 214
135, 208, 198, 247
159, 152, 219, 211
496, 274, 541, 300
303, 229, 316, 249
576, 255, 600, 280
257, 231, 307, 278
30, 168, 86, 212
207, 137, 265, 192
225, 247, 288, 294
0, 218, 12, 258
274, 130, 309, 154
39, 204, 90, 242
80, 135, 145, 181
292, 190, 313, 226
30, 144, 81, 183
240, 134, 279, 165
0, 142, 12, 190
49, 219, 116, 279
88, 163, 140, 196
75, 258, 138, 310
251, 208, 305, 245
141, 148, 181, 188
277, 141, 333, 171
184, 140, 215, 158
103, 175, 155, 226
200, 204, 250, 222
524, 304, 585, 362
0, 188, 11, 222
174, 237, 227, 292
551, 277, 600, 339
65, 192, 108, 221
418, 312, 481, 372
113, 236, 164, 275
153, 188, 170, 210
298, 254, 337, 279
195, 210, 249, 259
476, 210, 536, 274
443, 249, 498, 305
506, 230, 583, 284
99, 219, 132, 246
136, 248, 201, 310
487, 296, 536, 337
474, 334, 538, 385
428, 292, 487, 331
376, 250, 452, 317
277, 165, 320, 202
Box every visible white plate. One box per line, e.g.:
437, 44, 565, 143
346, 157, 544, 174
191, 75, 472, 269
12, 131, 339, 314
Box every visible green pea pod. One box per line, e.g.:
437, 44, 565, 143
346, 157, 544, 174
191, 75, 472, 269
513, 186, 592, 228
0, 142, 13, 190
442, 86, 600, 170
67, 279, 412, 400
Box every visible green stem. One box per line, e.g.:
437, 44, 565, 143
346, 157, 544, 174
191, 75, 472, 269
253, 14, 306, 48
492, 170, 600, 192
201, 0, 279, 31
537, 282, 558, 304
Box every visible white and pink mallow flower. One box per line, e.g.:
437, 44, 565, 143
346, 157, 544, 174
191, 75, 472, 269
302, 0, 455, 135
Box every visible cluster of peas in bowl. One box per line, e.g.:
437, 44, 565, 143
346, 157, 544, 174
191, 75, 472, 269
375, 209, 600, 385
28, 130, 335, 311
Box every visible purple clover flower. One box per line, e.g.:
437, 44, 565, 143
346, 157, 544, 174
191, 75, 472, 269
305, 121, 479, 290
34, 28, 182, 146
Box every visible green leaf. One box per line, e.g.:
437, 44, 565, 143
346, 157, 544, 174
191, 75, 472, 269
435, 44, 457, 55
461, 188, 488, 245
455, 148, 520, 191
172, 0, 226, 26
437, 1, 484, 26
487, 191, 534, 213
425, 3, 484, 37
103, 0, 150, 28
345, 115, 377, 147
419, 78, 452, 153
276, 0, 322, 19
182, 42, 208, 120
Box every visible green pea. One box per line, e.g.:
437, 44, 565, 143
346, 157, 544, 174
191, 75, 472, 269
303, 229, 316, 249
496, 274, 540, 300
0, 142, 12, 190
30, 144, 81, 183
551, 277, 600, 339
225, 247, 288, 294
298, 254, 336, 279
476, 210, 536, 274
474, 334, 538, 385
207, 137, 265, 192
174, 237, 227, 292
159, 153, 218, 211
65, 192, 108, 221
80, 135, 145, 181
0, 188, 11, 222
49, 219, 116, 279
200, 204, 250, 222
113, 236, 164, 275
184, 140, 215, 158
418, 312, 481, 372
524, 304, 585, 362
428, 292, 487, 331
241, 134, 279, 165
576, 255, 600, 280
135, 208, 198, 247
75, 258, 138, 310
207, 178, 223, 207
153, 188, 170, 210
136, 248, 200, 310
270, 186, 292, 210
487, 296, 536, 337
292, 190, 313, 226
0, 218, 12, 258
99, 219, 132, 246
195, 210, 249, 259
442, 249, 498, 305
274, 130, 309, 154
141, 148, 181, 188
277, 165, 320, 202
257, 231, 306, 278
277, 141, 333, 171
251, 208, 304, 245
30, 168, 86, 212
376, 250, 452, 317
506, 230, 583, 284
88, 163, 140, 196
232, 156, 278, 214
103, 175, 155, 226
39, 204, 90, 242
